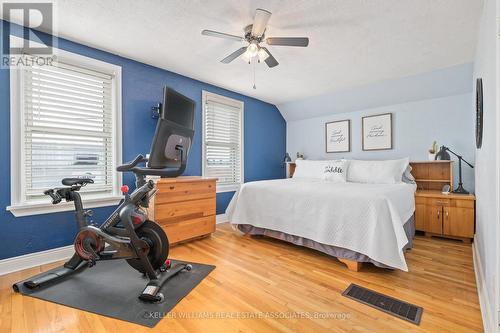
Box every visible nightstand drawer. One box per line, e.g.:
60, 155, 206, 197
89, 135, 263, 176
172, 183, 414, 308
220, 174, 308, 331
454, 199, 474, 209
415, 196, 426, 205
428, 198, 451, 206
416, 197, 475, 209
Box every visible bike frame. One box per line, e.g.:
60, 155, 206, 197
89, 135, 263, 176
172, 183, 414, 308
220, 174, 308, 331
66, 174, 159, 279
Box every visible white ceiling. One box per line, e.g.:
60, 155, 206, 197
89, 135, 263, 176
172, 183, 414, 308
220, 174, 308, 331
2, 0, 483, 105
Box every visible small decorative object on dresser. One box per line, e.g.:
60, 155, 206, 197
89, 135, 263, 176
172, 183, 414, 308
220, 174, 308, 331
284, 152, 292, 163
146, 176, 217, 245
362, 113, 392, 151
325, 119, 350, 153
410, 161, 475, 243
296, 152, 304, 160
428, 141, 438, 160
441, 184, 451, 194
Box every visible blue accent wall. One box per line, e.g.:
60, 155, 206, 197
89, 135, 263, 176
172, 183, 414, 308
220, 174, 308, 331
0, 21, 286, 260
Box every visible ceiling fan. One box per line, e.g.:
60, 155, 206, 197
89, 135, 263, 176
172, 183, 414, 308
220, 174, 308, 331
201, 8, 309, 68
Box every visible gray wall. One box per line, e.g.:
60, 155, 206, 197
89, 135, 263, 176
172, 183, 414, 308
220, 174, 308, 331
287, 93, 475, 190
472, 0, 498, 329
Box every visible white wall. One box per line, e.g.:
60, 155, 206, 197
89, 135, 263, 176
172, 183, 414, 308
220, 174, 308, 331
472, 0, 499, 331
287, 93, 475, 190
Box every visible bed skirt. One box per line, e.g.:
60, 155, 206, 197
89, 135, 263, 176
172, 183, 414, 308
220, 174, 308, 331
236, 215, 415, 269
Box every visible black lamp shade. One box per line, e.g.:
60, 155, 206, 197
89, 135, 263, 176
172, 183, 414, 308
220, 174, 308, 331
435, 146, 451, 160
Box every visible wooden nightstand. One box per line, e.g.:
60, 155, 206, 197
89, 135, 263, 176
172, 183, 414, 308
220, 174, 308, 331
415, 191, 475, 243
410, 161, 475, 243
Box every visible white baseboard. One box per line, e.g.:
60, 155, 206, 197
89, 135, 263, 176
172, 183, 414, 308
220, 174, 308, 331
216, 213, 228, 224
473, 236, 495, 333
0, 245, 74, 276
1, 215, 230, 276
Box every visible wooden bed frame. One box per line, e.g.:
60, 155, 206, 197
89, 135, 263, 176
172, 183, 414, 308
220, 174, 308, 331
284, 161, 431, 272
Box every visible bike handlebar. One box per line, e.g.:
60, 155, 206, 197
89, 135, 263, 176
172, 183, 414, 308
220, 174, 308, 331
44, 189, 62, 205
117, 154, 147, 172
129, 179, 155, 204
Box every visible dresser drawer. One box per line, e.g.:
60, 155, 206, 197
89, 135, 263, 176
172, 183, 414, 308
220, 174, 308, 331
155, 198, 215, 224
161, 216, 216, 244
156, 181, 215, 204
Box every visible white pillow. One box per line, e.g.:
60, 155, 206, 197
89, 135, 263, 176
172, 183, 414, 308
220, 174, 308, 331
293, 160, 327, 179
346, 158, 409, 184
402, 165, 416, 184
322, 160, 347, 183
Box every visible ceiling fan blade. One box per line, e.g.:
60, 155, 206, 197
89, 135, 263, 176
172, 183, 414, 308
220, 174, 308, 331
221, 47, 248, 63
261, 47, 278, 68
202, 29, 243, 42
266, 37, 309, 47
251, 8, 272, 37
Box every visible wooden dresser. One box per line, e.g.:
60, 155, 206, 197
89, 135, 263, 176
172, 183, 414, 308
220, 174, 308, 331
410, 161, 476, 243
146, 176, 217, 245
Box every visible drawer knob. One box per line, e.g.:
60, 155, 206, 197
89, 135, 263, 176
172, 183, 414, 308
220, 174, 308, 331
169, 186, 175, 190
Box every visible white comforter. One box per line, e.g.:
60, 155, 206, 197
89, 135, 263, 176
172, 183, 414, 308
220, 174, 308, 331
226, 178, 416, 271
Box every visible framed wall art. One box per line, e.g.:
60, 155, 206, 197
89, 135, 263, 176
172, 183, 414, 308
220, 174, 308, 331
325, 119, 350, 153
362, 113, 392, 151
476, 78, 483, 149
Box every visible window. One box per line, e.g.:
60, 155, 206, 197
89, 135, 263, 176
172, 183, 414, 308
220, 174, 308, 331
8, 38, 122, 216
202, 91, 244, 192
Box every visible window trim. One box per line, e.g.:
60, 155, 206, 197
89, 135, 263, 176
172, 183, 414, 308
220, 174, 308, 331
7, 36, 123, 217
201, 90, 244, 193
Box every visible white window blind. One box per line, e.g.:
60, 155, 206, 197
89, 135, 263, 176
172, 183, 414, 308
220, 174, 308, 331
203, 92, 243, 188
23, 61, 114, 198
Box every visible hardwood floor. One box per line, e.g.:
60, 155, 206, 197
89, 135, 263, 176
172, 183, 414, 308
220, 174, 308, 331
0, 223, 482, 332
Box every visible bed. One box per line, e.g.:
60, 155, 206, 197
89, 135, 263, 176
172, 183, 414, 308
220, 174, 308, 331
226, 159, 417, 272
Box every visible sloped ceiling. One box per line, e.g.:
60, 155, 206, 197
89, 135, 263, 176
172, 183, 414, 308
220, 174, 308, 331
280, 63, 474, 121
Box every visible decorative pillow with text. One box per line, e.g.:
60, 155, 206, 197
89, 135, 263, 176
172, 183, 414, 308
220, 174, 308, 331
322, 160, 347, 183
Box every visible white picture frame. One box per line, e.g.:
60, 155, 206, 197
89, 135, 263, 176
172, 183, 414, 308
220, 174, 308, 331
362, 113, 393, 151
325, 120, 350, 153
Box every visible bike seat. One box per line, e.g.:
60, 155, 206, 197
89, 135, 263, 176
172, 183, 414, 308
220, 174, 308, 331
61, 178, 94, 186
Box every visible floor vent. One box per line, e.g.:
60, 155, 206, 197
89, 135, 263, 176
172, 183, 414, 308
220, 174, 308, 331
342, 284, 423, 325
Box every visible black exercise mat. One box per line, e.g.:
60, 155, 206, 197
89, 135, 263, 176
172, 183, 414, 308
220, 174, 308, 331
14, 259, 215, 327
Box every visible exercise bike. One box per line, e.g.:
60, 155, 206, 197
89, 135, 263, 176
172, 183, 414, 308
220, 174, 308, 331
14, 87, 196, 303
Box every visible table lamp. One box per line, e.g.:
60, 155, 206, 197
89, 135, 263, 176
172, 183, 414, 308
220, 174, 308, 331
435, 145, 474, 194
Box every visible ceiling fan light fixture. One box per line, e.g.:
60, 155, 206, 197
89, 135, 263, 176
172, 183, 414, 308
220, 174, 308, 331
246, 42, 259, 57
202, 8, 308, 70
258, 48, 269, 62
241, 50, 252, 63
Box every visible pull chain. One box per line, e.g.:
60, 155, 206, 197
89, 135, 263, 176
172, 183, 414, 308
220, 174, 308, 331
252, 57, 256, 89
